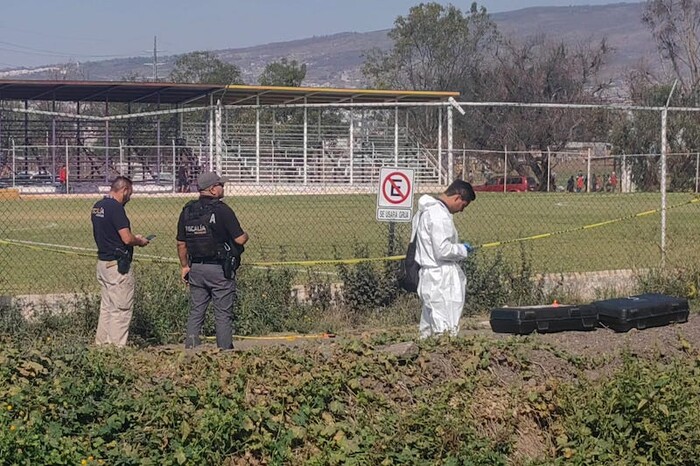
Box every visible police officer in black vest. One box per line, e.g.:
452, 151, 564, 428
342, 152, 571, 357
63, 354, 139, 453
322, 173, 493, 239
176, 171, 248, 349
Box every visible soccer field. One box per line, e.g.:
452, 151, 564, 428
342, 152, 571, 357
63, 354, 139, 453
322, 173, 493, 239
1, 191, 698, 294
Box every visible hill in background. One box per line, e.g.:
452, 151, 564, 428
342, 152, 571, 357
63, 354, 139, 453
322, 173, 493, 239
0, 2, 658, 88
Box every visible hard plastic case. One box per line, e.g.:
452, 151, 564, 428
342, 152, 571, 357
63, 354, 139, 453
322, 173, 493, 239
489, 304, 597, 335
590, 293, 689, 332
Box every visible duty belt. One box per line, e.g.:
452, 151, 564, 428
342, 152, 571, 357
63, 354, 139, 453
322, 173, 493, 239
190, 258, 223, 265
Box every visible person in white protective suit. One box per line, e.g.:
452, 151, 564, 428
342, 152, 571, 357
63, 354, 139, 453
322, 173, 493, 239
412, 180, 476, 338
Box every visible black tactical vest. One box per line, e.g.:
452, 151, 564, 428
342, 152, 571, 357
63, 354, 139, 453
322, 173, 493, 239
182, 199, 226, 261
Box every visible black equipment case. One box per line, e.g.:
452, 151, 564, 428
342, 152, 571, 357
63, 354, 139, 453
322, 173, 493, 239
590, 293, 689, 332
490, 304, 597, 335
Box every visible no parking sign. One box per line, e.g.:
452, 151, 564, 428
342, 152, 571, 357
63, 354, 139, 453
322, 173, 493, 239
376, 167, 414, 222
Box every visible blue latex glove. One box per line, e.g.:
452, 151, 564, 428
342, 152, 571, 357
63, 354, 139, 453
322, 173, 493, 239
463, 242, 475, 253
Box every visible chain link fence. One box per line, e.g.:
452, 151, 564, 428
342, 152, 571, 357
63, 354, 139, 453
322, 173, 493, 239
1, 144, 699, 296
1, 102, 700, 299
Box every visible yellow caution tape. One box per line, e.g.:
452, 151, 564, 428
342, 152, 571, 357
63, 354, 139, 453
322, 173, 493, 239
2, 196, 698, 267
203, 332, 336, 341
478, 196, 699, 250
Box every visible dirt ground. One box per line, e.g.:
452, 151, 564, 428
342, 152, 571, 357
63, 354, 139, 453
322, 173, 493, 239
174, 313, 699, 363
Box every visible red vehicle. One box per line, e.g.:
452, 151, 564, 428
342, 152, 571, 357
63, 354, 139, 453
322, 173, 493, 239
473, 176, 538, 192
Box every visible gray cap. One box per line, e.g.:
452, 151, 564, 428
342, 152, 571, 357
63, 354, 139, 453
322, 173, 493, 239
197, 171, 228, 191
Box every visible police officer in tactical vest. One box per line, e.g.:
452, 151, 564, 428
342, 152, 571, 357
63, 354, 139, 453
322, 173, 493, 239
176, 171, 249, 349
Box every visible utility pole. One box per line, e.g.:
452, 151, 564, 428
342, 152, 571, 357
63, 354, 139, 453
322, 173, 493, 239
144, 35, 164, 82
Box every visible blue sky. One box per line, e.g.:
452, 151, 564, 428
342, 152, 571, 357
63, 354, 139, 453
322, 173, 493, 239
0, 1, 636, 69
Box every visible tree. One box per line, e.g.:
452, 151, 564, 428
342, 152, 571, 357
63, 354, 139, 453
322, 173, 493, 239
169, 51, 243, 85
473, 36, 611, 187
258, 58, 307, 87
608, 0, 700, 191
363, 2, 611, 187
363, 2, 499, 94
643, 0, 700, 94
362, 2, 500, 150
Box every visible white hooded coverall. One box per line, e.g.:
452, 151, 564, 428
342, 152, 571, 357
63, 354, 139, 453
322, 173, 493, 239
411, 194, 469, 338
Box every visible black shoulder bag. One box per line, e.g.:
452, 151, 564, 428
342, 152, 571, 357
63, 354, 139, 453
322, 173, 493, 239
398, 212, 423, 293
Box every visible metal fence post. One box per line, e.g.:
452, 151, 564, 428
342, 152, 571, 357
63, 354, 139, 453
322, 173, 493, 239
547, 147, 551, 192
660, 108, 668, 267
447, 106, 453, 182
586, 148, 592, 192
503, 145, 507, 192
695, 152, 699, 194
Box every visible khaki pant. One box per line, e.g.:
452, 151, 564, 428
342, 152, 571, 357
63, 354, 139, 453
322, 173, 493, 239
95, 260, 135, 347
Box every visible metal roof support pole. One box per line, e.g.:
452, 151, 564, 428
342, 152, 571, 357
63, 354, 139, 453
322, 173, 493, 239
178, 104, 183, 140
660, 108, 668, 267
349, 99, 354, 185
51, 111, 56, 183
51, 100, 56, 180
438, 107, 443, 185
172, 139, 176, 193
24, 101, 28, 168
65, 141, 69, 193
76, 102, 80, 180
447, 105, 453, 182
11, 139, 15, 188
105, 100, 110, 183
394, 104, 399, 166
255, 95, 260, 183
156, 94, 161, 182
215, 99, 222, 175
209, 94, 214, 172
303, 97, 308, 184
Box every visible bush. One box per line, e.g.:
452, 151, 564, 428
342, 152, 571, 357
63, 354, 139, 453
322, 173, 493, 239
636, 266, 700, 303
554, 355, 700, 464
464, 246, 547, 314
336, 243, 400, 314
235, 267, 294, 335
130, 263, 191, 345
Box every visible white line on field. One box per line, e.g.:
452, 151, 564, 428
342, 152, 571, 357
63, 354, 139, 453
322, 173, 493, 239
4, 223, 59, 232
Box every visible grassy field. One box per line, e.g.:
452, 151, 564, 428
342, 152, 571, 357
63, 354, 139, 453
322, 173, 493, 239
1, 191, 699, 294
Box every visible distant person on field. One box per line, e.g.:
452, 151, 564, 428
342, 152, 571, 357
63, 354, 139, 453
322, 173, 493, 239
58, 164, 67, 193
610, 171, 618, 192
91, 176, 150, 347
566, 175, 575, 193
412, 180, 476, 338
177, 164, 189, 193
576, 173, 584, 193
177, 172, 248, 350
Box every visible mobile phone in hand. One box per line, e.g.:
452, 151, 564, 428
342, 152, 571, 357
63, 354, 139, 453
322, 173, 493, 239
146, 234, 157, 241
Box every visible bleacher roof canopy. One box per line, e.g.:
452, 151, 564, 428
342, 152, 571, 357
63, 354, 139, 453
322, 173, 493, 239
0, 80, 459, 106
